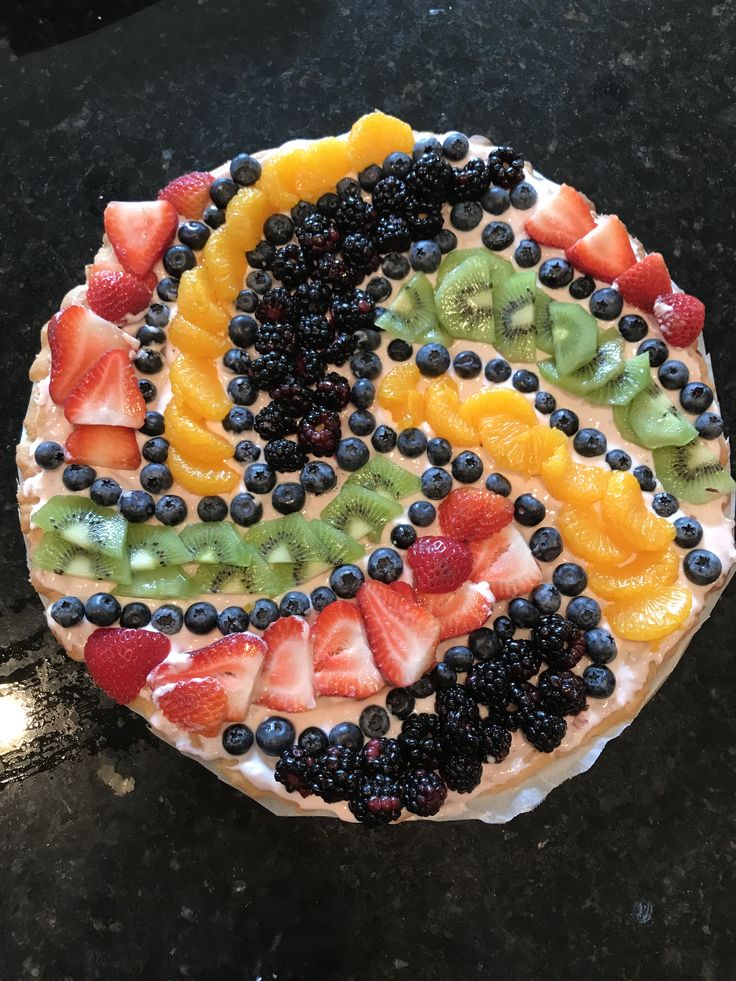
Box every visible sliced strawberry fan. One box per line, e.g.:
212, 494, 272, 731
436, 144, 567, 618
104, 200, 178, 279
65, 425, 141, 470
312, 600, 384, 699
256, 616, 316, 712
566, 214, 637, 282
416, 582, 494, 641
64, 348, 146, 428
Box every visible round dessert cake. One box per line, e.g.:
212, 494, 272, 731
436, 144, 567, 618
17, 111, 736, 824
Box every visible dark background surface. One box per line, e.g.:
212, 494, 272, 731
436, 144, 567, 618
1, 2, 735, 978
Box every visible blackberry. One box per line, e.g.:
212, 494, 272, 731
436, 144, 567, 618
371, 176, 415, 217
274, 746, 316, 798
481, 718, 512, 763
401, 768, 448, 817
349, 773, 403, 826
330, 289, 376, 332
407, 153, 454, 205
294, 349, 326, 385
488, 145, 525, 188
271, 244, 310, 287
250, 351, 290, 388
464, 661, 510, 709
518, 708, 567, 753
309, 745, 360, 802
375, 215, 412, 253
293, 278, 332, 315
313, 371, 351, 410
440, 753, 483, 794
450, 158, 491, 202
297, 408, 342, 456
537, 669, 588, 717
297, 313, 334, 350
335, 195, 377, 234
561, 631, 587, 671
268, 377, 313, 417
317, 253, 362, 291
322, 332, 358, 366
436, 685, 483, 758
263, 438, 306, 473
436, 683, 478, 719
296, 211, 341, 259
532, 614, 577, 665
408, 208, 443, 241
397, 713, 446, 768
361, 737, 407, 778
509, 680, 542, 712
254, 321, 297, 355
341, 232, 380, 272
254, 402, 297, 440
255, 287, 295, 324
498, 638, 542, 682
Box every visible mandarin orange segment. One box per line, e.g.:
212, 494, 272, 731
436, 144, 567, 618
347, 111, 414, 169
460, 389, 537, 427
168, 446, 240, 496
295, 138, 351, 200
377, 363, 426, 427
480, 414, 532, 467
540, 445, 611, 504
201, 227, 247, 306
259, 148, 304, 210
169, 353, 231, 421
425, 376, 479, 447
587, 547, 680, 601
164, 397, 233, 465
606, 585, 693, 642
482, 419, 564, 476
176, 267, 229, 333
557, 504, 633, 565
168, 315, 230, 360
225, 186, 273, 251
602, 471, 676, 552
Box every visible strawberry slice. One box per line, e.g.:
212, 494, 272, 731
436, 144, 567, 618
157, 678, 229, 737
357, 581, 441, 687
65, 425, 141, 470
416, 582, 494, 641
256, 616, 316, 712
388, 580, 415, 602
84, 628, 170, 704
104, 200, 178, 278
614, 252, 672, 312
87, 267, 152, 323
438, 487, 513, 542
48, 304, 136, 405
158, 171, 215, 219
92, 259, 157, 293
312, 600, 384, 699
64, 348, 146, 428
524, 184, 595, 249
470, 527, 542, 600
566, 215, 637, 282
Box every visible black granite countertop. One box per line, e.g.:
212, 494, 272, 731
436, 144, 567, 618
2, 2, 736, 978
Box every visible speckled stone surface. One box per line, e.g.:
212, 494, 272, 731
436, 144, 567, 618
1, 1, 736, 978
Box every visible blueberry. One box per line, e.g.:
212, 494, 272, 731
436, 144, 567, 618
482, 221, 514, 250
652, 492, 679, 517
531, 583, 561, 614
151, 604, 184, 634
435, 229, 458, 254
450, 201, 483, 231
145, 303, 170, 328
550, 408, 579, 436
510, 181, 538, 210
493, 616, 515, 640
359, 705, 391, 738
234, 439, 261, 463
442, 131, 470, 160
370, 424, 397, 454
34, 440, 65, 470
386, 688, 415, 719
263, 213, 295, 245
452, 451, 483, 483
222, 724, 254, 756
250, 598, 280, 631
367, 276, 393, 302
397, 428, 427, 458
569, 276, 595, 300
637, 338, 669, 368
485, 472, 512, 496
680, 382, 714, 414
566, 595, 601, 629
218, 606, 250, 634
256, 717, 296, 756
178, 220, 210, 250
299, 461, 337, 496
140, 463, 173, 495
485, 357, 512, 383
163, 244, 196, 279
683, 549, 722, 586
292, 199, 318, 223
409, 240, 442, 273
230, 153, 262, 186
695, 412, 724, 439
89, 478, 122, 507
617, 313, 648, 342
154, 495, 187, 526
408, 500, 436, 527
244, 462, 277, 494
229, 314, 257, 348
351, 378, 376, 409
336, 437, 370, 471
529, 527, 563, 562
138, 379, 157, 403
532, 391, 555, 415
139, 411, 165, 438
605, 449, 631, 471
573, 427, 607, 457
227, 376, 257, 407
348, 410, 376, 436
310, 586, 337, 612
195, 496, 227, 523
416, 342, 451, 377
514, 493, 545, 526
367, 547, 404, 583
279, 591, 310, 617
50, 595, 85, 628
514, 239, 542, 268
480, 186, 510, 215
355, 329, 382, 354
329, 564, 365, 598
674, 516, 703, 549
245, 239, 275, 271
317, 192, 340, 216
508, 598, 540, 628
223, 348, 251, 375
185, 602, 218, 635
658, 359, 689, 390
633, 465, 656, 492
119, 602, 151, 629
134, 348, 163, 374
589, 288, 623, 320
429, 663, 457, 691
298, 726, 329, 755
512, 369, 538, 393
539, 258, 573, 288
383, 151, 413, 177
468, 627, 501, 661
422, 467, 453, 499
118, 490, 154, 523
387, 338, 412, 362
406, 675, 435, 699
391, 524, 417, 549
272, 482, 306, 515
424, 438, 451, 468
85, 592, 121, 627
63, 464, 96, 491
583, 665, 616, 698
202, 206, 225, 231
584, 628, 617, 664
413, 136, 442, 159
350, 351, 382, 380
136, 323, 166, 346
382, 252, 411, 279
553, 562, 587, 596
156, 276, 179, 303
230, 492, 263, 526
444, 645, 474, 672
246, 269, 272, 294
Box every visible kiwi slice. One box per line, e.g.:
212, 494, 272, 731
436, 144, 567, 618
587, 353, 652, 406
538, 328, 624, 395
653, 439, 736, 505
534, 289, 554, 355
612, 403, 645, 447
246, 513, 320, 565
375, 272, 448, 345
33, 532, 131, 583
492, 271, 542, 362
179, 522, 249, 566
32, 496, 128, 559
309, 520, 365, 564
320, 485, 402, 543
628, 382, 698, 449
127, 524, 191, 573
188, 548, 287, 597
435, 247, 494, 287
113, 568, 193, 599
550, 301, 598, 375
434, 256, 495, 343
346, 456, 421, 500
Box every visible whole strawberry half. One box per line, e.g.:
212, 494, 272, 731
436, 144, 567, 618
87, 267, 152, 323
653, 292, 705, 348
158, 171, 214, 219
407, 535, 473, 593
84, 628, 171, 704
